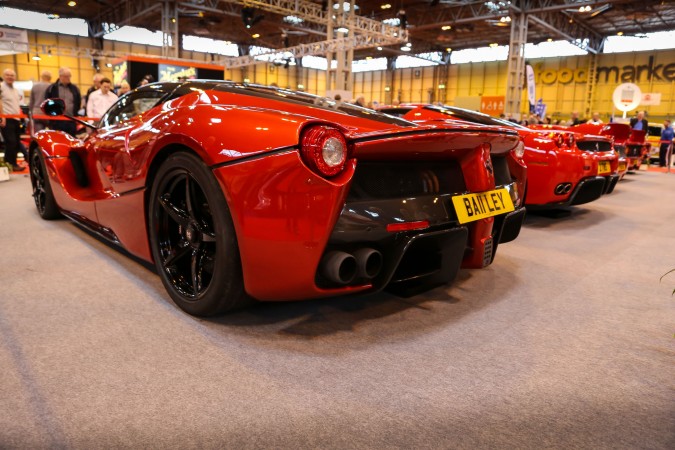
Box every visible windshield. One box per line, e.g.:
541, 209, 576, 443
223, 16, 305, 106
422, 105, 527, 130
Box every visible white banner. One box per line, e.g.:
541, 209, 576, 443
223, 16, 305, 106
0, 27, 29, 55
641, 93, 661, 106
526, 65, 536, 106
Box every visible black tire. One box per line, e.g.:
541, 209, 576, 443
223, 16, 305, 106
148, 152, 250, 316
29, 148, 61, 220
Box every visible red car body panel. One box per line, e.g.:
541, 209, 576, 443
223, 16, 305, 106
381, 105, 618, 209
32, 82, 527, 303
570, 123, 649, 170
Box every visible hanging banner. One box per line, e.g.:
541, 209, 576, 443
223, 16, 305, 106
534, 98, 547, 119
0, 27, 29, 55
526, 64, 536, 107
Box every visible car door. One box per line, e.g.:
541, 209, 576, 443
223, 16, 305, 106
89, 89, 168, 194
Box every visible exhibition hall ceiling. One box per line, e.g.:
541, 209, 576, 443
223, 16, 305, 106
2, 0, 674, 58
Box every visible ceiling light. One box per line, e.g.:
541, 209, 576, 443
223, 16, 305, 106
547, 38, 553, 42
489, 43, 498, 48
32, 54, 41, 61
297, 84, 304, 89
171, 18, 176, 23
617, 31, 624, 36
441, 25, 451, 31
252, 33, 260, 38
377, 46, 383, 51
106, 62, 113, 67
445, 47, 452, 52
68, 1, 77, 6
400, 46, 410, 51
438, 84, 445, 89
333, 2, 358, 12
243, 78, 250, 83
336, 27, 349, 33
283, 15, 303, 25
381, 3, 391, 9
500, 16, 511, 23
366, 56, 372, 60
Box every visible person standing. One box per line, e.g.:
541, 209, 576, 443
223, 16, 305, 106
117, 80, 131, 96
658, 119, 674, 167
29, 70, 52, 134
83, 73, 103, 111
1, 69, 25, 171
587, 112, 603, 124
630, 110, 648, 131
44, 67, 81, 136
86, 77, 118, 120
568, 111, 582, 126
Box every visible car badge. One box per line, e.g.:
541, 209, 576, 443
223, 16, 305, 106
485, 158, 493, 173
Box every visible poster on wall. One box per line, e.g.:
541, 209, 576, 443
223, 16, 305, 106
112, 61, 128, 86
480, 96, 505, 116
158, 64, 197, 82
641, 93, 661, 106
0, 27, 28, 54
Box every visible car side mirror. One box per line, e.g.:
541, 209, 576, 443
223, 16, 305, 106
41, 98, 66, 116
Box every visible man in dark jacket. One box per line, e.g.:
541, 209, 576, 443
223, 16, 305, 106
629, 110, 648, 131
44, 67, 81, 136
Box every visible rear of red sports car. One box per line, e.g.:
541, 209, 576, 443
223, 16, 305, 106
31, 81, 526, 315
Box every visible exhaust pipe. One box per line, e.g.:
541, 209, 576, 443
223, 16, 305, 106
554, 183, 572, 195
321, 251, 357, 285
353, 248, 383, 279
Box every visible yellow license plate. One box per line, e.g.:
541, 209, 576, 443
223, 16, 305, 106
598, 161, 611, 175
451, 188, 515, 224
618, 162, 627, 171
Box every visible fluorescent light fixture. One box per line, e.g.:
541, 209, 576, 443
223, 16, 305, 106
336, 27, 349, 33
283, 15, 303, 25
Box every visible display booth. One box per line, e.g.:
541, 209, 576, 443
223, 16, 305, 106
112, 56, 225, 88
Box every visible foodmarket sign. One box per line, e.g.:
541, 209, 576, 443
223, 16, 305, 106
534, 56, 675, 84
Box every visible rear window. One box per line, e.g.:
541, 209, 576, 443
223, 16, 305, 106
209, 82, 414, 127
648, 126, 662, 136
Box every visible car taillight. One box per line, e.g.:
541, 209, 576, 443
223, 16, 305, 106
300, 125, 348, 177
566, 133, 575, 148
512, 140, 525, 158
548, 132, 564, 147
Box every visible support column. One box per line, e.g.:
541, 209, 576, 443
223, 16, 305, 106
584, 53, 598, 118
325, 0, 354, 94
504, 12, 527, 120
161, 1, 179, 58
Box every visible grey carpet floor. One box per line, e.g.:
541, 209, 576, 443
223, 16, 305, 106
0, 170, 673, 449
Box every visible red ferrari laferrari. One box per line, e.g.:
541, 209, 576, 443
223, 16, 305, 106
31, 81, 526, 316
379, 104, 619, 209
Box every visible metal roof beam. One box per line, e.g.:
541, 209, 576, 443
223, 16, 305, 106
88, 0, 163, 38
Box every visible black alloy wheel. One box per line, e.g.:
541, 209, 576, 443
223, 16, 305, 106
148, 152, 249, 316
29, 148, 61, 220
